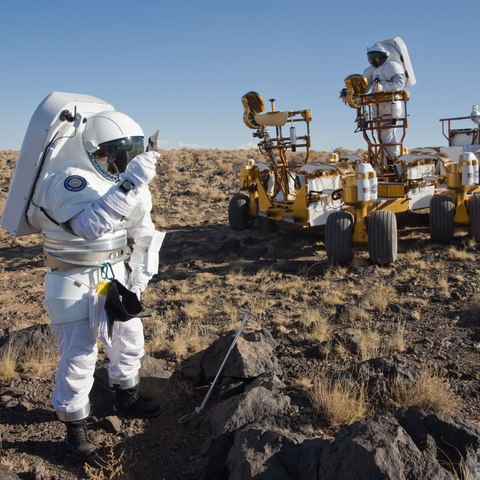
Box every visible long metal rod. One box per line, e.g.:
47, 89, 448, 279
178, 308, 257, 424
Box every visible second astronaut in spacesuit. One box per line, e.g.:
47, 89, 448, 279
363, 42, 407, 162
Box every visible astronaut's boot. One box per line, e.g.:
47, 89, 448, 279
65, 420, 97, 462
113, 384, 162, 418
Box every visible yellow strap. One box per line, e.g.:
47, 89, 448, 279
97, 280, 110, 296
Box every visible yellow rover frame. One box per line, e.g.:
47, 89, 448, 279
236, 91, 356, 231
341, 75, 438, 248
344, 75, 480, 243
231, 85, 480, 265
426, 114, 480, 242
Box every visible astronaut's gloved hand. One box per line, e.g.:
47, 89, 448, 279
129, 275, 149, 301
120, 151, 160, 189
130, 285, 143, 301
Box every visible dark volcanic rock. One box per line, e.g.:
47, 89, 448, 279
395, 406, 480, 479
318, 411, 450, 480
348, 355, 422, 404
0, 464, 21, 480
182, 328, 282, 386
0, 323, 57, 357
226, 427, 326, 480
202, 386, 291, 436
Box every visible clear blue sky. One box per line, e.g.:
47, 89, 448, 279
1, 0, 478, 153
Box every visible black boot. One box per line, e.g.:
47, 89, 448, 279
65, 420, 97, 462
113, 385, 162, 418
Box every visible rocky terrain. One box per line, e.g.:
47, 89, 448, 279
1, 147, 480, 479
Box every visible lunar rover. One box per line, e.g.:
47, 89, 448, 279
427, 108, 480, 243
228, 38, 477, 266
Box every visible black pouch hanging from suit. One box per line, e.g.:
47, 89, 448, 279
104, 279, 152, 338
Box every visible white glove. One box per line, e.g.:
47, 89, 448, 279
120, 151, 160, 188
128, 247, 154, 300
130, 285, 142, 301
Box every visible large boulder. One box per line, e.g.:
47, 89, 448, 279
192, 415, 322, 480
226, 427, 326, 480
182, 328, 282, 386
318, 411, 450, 480
0, 324, 57, 358
395, 406, 480, 479
202, 386, 291, 436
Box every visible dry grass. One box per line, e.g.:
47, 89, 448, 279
302, 307, 331, 343
0, 148, 476, 477
224, 266, 246, 286
388, 322, 406, 353
248, 296, 275, 319
447, 246, 476, 262
403, 249, 421, 262
0, 343, 19, 381
390, 370, 459, 414
144, 312, 169, 355
181, 301, 208, 321
354, 328, 383, 361
323, 265, 348, 280
306, 312, 331, 343
395, 266, 420, 283
338, 305, 369, 324
437, 273, 450, 298
291, 376, 313, 391
275, 276, 305, 303
84, 437, 130, 480
320, 289, 346, 307
363, 283, 397, 311
166, 321, 210, 360
309, 376, 368, 428
20, 345, 58, 376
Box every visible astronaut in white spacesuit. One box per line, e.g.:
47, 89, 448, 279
36, 105, 163, 462
362, 42, 406, 163
0, 92, 166, 461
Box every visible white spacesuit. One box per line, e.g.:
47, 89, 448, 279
362, 38, 414, 162
0, 92, 164, 461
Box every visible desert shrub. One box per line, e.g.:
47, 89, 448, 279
309, 375, 368, 429
389, 369, 459, 414
84, 437, 129, 480
363, 283, 397, 311
0, 343, 19, 381
447, 247, 476, 262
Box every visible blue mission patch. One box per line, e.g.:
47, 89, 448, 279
64, 176, 87, 192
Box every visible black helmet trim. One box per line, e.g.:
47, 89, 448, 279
88, 136, 144, 181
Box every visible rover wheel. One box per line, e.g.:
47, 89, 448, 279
228, 193, 254, 231
368, 210, 397, 265
257, 216, 278, 232
468, 194, 480, 241
430, 195, 454, 243
325, 211, 354, 265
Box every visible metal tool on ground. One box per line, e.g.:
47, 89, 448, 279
178, 308, 257, 424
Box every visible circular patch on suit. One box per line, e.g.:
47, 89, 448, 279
64, 176, 87, 192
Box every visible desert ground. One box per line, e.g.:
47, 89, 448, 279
1, 147, 480, 479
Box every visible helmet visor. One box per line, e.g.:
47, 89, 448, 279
92, 136, 144, 178
367, 52, 388, 68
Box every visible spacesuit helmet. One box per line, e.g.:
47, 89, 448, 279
367, 43, 390, 68
83, 111, 145, 181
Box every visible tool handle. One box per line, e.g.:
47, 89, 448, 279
196, 310, 256, 414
